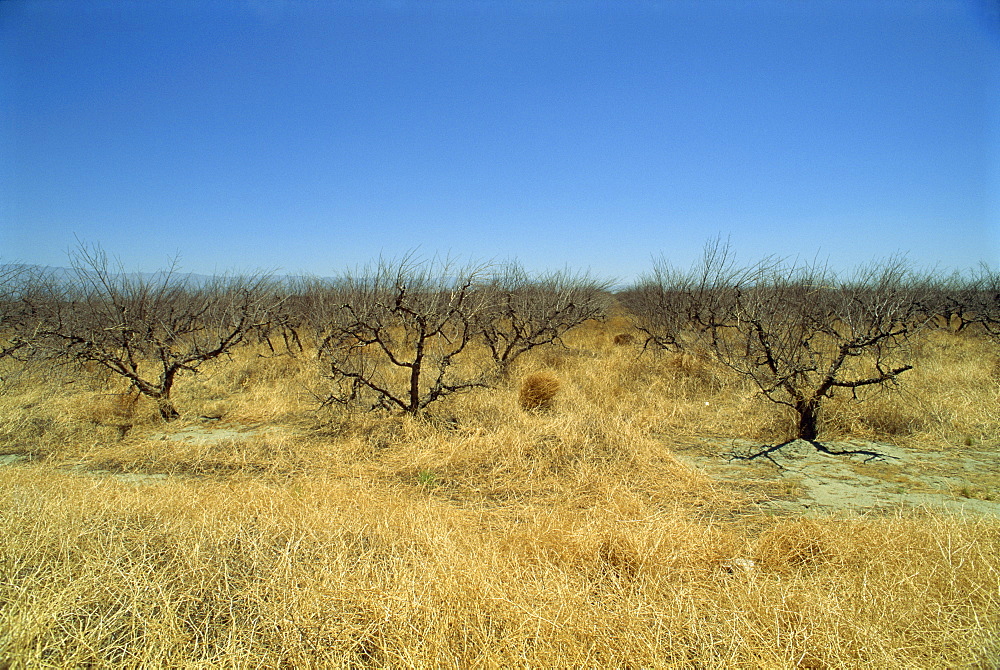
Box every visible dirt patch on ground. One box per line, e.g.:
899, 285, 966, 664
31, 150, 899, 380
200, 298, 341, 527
0, 421, 292, 483
147, 421, 282, 444
4, 423, 999, 519
670, 436, 1000, 517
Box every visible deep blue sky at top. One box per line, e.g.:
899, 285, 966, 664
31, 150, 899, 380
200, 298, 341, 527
2, 0, 998, 281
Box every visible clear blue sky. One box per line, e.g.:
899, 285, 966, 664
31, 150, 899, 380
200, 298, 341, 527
2, 0, 998, 282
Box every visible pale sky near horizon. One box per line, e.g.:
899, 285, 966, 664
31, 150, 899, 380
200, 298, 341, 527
2, 0, 999, 283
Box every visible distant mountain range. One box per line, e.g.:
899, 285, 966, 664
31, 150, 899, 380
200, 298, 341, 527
1, 264, 621, 292
0, 264, 325, 287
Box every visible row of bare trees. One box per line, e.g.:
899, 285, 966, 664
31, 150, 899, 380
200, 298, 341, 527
2, 241, 995, 437
302, 257, 610, 414
911, 265, 1000, 335
619, 240, 999, 459
0, 247, 611, 420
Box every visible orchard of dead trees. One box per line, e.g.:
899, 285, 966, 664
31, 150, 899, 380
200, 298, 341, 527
1, 243, 997, 443
0, 247, 611, 420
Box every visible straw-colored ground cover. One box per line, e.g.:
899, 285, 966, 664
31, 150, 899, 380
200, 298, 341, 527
1, 320, 998, 667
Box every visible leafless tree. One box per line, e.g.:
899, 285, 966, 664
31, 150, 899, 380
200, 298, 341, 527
618, 238, 757, 352
625, 242, 927, 462
32, 244, 277, 420
908, 264, 1000, 337
477, 264, 611, 374
716, 258, 928, 461
967, 264, 1000, 339
0, 264, 36, 365
248, 277, 310, 356
909, 269, 981, 332
316, 256, 492, 415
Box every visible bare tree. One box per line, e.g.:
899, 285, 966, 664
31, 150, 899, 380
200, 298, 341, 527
0, 264, 36, 365
33, 244, 277, 420
716, 258, 928, 461
316, 256, 492, 415
910, 269, 981, 332
906, 264, 1000, 338
625, 243, 927, 462
249, 277, 309, 357
477, 264, 611, 374
618, 238, 756, 352
968, 264, 1000, 339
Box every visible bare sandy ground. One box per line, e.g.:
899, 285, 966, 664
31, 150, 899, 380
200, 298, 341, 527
669, 436, 1000, 518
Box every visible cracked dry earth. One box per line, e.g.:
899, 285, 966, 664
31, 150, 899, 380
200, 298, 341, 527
669, 436, 1000, 518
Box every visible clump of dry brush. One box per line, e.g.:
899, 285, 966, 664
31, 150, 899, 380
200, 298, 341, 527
518, 371, 561, 411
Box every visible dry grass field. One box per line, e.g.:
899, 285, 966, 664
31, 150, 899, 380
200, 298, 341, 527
1, 316, 999, 667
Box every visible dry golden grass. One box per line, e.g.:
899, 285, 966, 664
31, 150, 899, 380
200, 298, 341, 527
1, 322, 999, 667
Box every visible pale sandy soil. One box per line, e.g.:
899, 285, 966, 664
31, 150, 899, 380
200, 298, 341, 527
670, 436, 1000, 518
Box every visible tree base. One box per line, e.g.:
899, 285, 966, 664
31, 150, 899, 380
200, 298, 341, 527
728, 438, 894, 469
157, 403, 180, 422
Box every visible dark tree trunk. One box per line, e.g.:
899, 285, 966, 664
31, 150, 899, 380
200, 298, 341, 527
407, 361, 421, 414
153, 367, 180, 421
795, 399, 820, 441
156, 398, 180, 421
